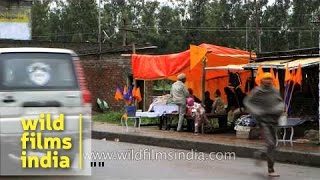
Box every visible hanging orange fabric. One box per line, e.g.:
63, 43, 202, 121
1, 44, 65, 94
294, 64, 302, 85
114, 86, 123, 100
284, 65, 292, 84
132, 43, 254, 98
132, 87, 136, 97
190, 45, 207, 70
255, 65, 264, 86
270, 68, 275, 79
206, 71, 251, 103
131, 51, 190, 80
270, 68, 280, 90
135, 87, 142, 102
274, 71, 280, 91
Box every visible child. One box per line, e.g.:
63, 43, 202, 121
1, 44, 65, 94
186, 97, 209, 134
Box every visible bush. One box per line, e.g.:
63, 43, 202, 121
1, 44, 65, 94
93, 111, 124, 125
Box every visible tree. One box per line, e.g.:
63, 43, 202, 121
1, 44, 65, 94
288, 0, 320, 49
63, 0, 98, 42
31, 0, 50, 41
31, 0, 320, 53
260, 0, 291, 51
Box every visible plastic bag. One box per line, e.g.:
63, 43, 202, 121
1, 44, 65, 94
235, 115, 257, 127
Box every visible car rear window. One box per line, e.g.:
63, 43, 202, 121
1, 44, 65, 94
0, 52, 78, 90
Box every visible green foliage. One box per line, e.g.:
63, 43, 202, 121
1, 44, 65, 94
31, 0, 320, 52
93, 111, 124, 125
31, 0, 50, 41
93, 111, 158, 126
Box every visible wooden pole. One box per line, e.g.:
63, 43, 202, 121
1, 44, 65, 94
132, 43, 138, 108
284, 82, 290, 109
201, 57, 207, 102
318, 64, 320, 144
286, 81, 295, 112
143, 80, 146, 111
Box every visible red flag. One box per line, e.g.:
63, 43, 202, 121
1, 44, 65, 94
255, 65, 264, 86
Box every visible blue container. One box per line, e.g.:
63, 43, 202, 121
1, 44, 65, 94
125, 106, 136, 117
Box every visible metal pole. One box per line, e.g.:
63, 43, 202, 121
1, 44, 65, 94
246, 20, 248, 50
98, 0, 102, 59
318, 64, 320, 144
254, 0, 260, 53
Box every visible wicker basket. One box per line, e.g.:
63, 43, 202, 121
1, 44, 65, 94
236, 130, 250, 139
235, 126, 251, 139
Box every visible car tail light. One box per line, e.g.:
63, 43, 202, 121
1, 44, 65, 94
73, 58, 92, 104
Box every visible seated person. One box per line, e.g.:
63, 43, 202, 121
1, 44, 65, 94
204, 91, 213, 113
186, 97, 208, 134
224, 86, 246, 126
188, 88, 201, 103
211, 89, 225, 115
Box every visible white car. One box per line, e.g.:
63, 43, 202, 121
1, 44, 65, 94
0, 48, 92, 175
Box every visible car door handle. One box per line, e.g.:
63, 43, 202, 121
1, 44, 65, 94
3, 96, 15, 103
66, 95, 78, 98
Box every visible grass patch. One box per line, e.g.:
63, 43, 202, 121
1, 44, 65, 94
93, 111, 123, 125
93, 111, 159, 126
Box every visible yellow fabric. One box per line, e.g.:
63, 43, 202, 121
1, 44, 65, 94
190, 45, 207, 70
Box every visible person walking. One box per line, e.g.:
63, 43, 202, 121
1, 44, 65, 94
243, 72, 284, 177
170, 73, 189, 132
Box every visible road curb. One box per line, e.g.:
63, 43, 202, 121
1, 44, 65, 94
92, 130, 320, 167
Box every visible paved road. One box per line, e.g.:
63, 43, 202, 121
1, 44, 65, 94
1, 139, 319, 179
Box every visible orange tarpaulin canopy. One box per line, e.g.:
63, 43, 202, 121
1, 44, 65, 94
132, 43, 255, 99
132, 50, 190, 80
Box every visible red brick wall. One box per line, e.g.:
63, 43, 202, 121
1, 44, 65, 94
80, 54, 131, 111
80, 54, 154, 112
